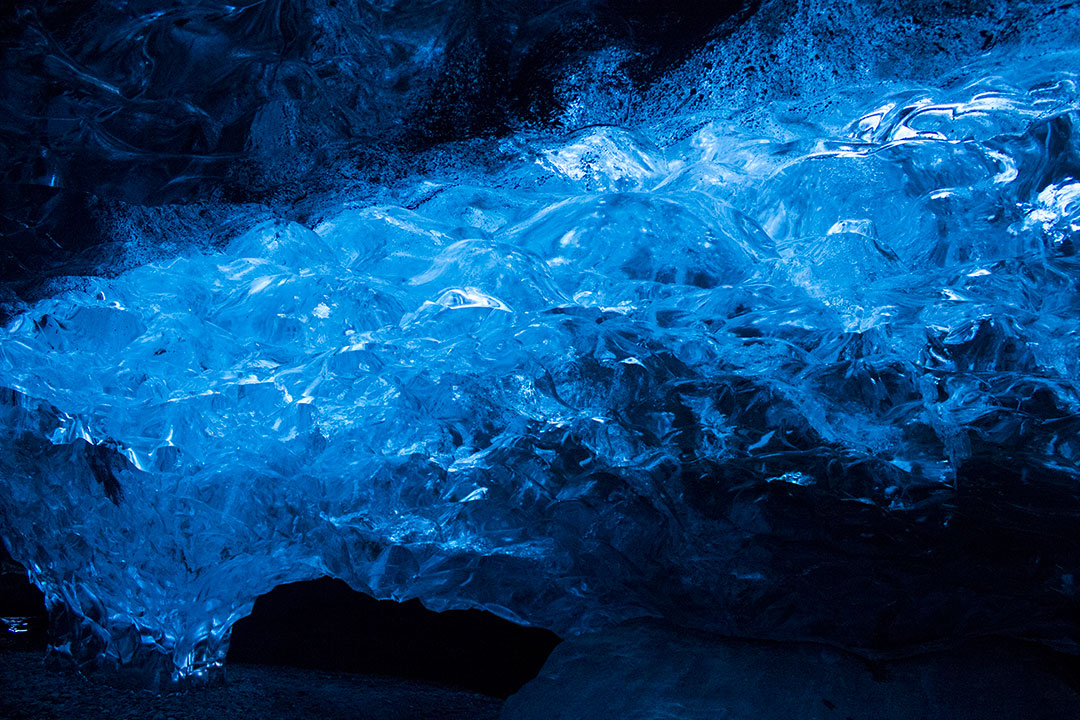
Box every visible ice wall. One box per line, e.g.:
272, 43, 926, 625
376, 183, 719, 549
2, 0, 1080, 686
502, 622, 1080, 720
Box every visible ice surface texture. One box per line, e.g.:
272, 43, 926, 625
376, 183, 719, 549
3, 0, 1080, 686
502, 622, 1080, 720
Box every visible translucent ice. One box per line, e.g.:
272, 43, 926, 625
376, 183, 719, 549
2, 0, 1080, 687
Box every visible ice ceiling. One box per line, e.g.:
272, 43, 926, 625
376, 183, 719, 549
2, 0, 1080, 686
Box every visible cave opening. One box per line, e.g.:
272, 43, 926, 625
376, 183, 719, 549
0, 543, 47, 652
2, 544, 560, 697
226, 577, 562, 698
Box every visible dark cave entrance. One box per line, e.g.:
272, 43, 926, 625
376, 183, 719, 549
0, 544, 46, 648
226, 577, 561, 698
1, 545, 560, 696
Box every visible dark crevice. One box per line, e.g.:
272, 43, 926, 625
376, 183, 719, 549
227, 577, 561, 698
0, 543, 48, 652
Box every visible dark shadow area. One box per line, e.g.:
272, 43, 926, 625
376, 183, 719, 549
0, 543, 48, 652
227, 577, 561, 698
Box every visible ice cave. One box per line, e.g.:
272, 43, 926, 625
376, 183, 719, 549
2, 0, 1080, 717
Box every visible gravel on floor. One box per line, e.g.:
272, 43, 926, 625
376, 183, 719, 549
0, 650, 504, 720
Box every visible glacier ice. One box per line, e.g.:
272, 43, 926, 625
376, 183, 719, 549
502, 622, 1080, 720
2, 0, 1080, 688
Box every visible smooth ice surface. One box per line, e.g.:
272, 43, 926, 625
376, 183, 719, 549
2, 0, 1080, 685
501, 622, 1080, 720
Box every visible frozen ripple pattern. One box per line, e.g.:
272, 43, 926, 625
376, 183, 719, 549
2, 0, 1080, 686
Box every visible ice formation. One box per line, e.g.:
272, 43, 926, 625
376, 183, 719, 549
2, 0, 1080, 686
502, 622, 1080, 720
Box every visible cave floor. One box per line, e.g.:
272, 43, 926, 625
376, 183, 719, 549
0, 650, 503, 720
